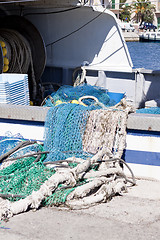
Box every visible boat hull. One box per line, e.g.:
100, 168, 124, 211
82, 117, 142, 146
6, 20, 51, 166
139, 32, 160, 42
139, 37, 160, 42
1, 117, 160, 181
124, 130, 160, 181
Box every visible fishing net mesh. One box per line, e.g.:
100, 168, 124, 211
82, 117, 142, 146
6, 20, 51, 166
43, 103, 95, 162
0, 85, 132, 217
0, 138, 22, 156
136, 107, 160, 114
0, 141, 53, 198
42, 84, 116, 107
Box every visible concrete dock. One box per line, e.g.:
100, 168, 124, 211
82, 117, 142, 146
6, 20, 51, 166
0, 179, 160, 240
122, 30, 139, 42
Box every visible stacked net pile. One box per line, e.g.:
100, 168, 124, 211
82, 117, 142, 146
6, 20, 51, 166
43, 103, 94, 162
0, 98, 135, 220
42, 84, 117, 107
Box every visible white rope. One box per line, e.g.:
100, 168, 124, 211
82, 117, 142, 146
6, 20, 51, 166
73, 66, 86, 87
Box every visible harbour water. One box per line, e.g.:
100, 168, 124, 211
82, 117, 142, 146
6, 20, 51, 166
126, 42, 160, 70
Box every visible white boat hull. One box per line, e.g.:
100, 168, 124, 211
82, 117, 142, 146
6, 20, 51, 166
0, 117, 160, 181
139, 32, 160, 42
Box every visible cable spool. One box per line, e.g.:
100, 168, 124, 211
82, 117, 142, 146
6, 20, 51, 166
0, 43, 3, 73
0, 16, 46, 104
0, 29, 31, 74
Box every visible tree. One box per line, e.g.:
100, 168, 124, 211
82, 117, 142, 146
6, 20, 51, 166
119, 0, 127, 8
119, 5, 132, 22
132, 0, 156, 24
119, 0, 132, 22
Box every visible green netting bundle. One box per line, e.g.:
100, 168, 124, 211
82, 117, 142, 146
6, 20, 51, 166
0, 142, 54, 200
42, 186, 76, 206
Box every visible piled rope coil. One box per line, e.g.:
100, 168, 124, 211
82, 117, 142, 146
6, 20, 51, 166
0, 29, 31, 73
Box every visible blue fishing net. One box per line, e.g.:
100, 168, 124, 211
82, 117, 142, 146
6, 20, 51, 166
9, 143, 44, 158
43, 103, 95, 162
0, 131, 25, 157
43, 84, 111, 107
0, 139, 23, 156
0, 138, 45, 172
136, 107, 160, 114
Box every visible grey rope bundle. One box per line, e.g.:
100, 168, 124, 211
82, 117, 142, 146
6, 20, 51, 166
0, 29, 37, 99
0, 29, 30, 73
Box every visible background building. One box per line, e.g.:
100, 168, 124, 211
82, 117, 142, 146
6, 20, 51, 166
85, 0, 160, 28
155, 0, 160, 28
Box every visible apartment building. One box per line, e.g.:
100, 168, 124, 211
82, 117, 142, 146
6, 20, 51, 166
85, 0, 160, 28
155, 0, 160, 27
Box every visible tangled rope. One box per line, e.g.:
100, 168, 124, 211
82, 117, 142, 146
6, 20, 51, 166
73, 66, 87, 87
0, 148, 135, 220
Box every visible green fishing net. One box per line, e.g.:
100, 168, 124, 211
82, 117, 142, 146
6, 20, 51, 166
0, 149, 88, 206
0, 142, 54, 200
1, 155, 74, 206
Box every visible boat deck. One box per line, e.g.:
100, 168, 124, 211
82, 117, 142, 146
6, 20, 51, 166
0, 103, 160, 132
